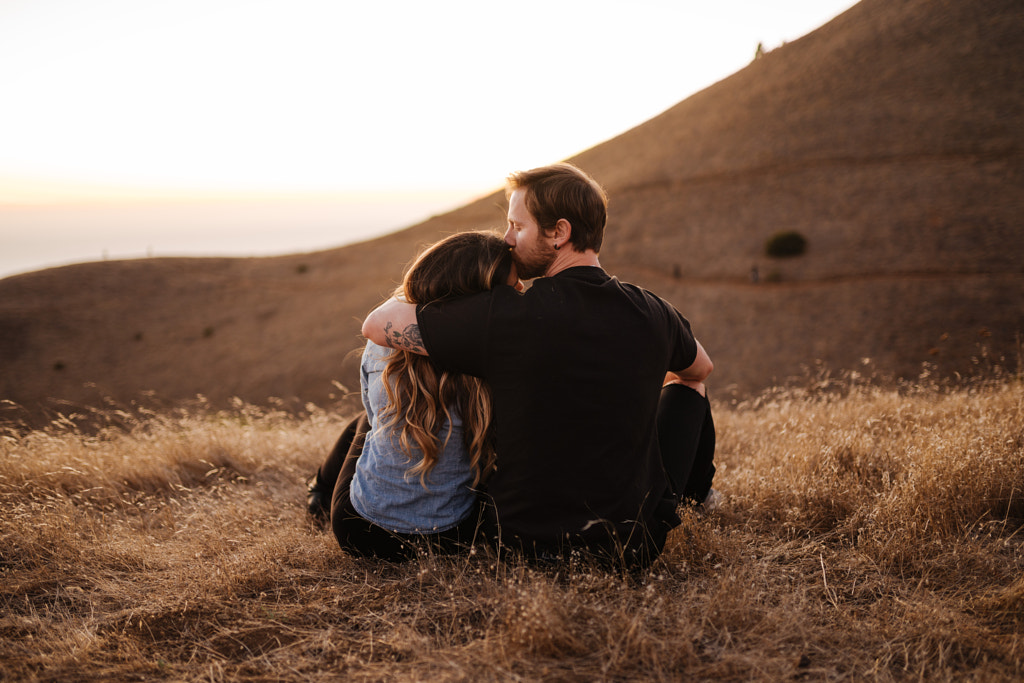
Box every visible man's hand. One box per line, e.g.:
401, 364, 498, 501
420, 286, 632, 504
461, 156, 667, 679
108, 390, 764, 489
362, 298, 428, 355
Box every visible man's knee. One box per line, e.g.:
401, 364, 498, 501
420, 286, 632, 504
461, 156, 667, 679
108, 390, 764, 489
662, 377, 706, 397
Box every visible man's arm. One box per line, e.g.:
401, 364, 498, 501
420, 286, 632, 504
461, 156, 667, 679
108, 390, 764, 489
361, 298, 428, 355
664, 339, 713, 395
674, 339, 713, 382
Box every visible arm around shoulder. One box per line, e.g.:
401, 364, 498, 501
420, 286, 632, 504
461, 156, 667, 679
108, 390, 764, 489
361, 298, 428, 355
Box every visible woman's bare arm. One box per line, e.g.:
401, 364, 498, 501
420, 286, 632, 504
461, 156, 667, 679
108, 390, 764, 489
361, 298, 428, 355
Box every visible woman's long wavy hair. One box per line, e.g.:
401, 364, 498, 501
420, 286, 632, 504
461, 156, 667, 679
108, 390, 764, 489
379, 231, 513, 487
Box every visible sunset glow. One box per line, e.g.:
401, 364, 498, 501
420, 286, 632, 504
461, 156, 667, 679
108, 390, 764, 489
0, 0, 858, 276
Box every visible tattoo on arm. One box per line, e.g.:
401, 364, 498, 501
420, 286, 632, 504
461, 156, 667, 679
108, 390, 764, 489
383, 320, 426, 354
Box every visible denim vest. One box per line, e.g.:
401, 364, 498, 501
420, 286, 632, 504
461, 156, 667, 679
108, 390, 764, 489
349, 341, 477, 533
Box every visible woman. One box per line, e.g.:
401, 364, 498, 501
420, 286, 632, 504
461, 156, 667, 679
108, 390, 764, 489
306, 231, 518, 561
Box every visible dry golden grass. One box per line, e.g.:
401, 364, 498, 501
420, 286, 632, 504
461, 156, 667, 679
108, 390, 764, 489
2, 370, 1022, 681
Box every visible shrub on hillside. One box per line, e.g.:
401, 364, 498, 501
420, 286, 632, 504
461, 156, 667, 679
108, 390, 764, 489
765, 230, 807, 258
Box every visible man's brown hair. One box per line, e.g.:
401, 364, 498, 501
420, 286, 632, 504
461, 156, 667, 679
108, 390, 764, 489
506, 163, 608, 253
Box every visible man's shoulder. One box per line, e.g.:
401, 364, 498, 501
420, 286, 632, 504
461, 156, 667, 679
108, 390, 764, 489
539, 267, 678, 311
418, 288, 496, 318
416, 286, 523, 356
603, 274, 677, 309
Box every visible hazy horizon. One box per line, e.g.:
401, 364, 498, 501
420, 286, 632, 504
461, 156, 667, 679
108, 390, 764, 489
0, 189, 490, 279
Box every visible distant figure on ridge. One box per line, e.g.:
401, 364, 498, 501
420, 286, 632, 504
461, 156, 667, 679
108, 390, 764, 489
362, 163, 720, 569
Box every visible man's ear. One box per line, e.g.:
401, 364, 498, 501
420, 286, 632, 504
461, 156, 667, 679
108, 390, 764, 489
554, 218, 572, 245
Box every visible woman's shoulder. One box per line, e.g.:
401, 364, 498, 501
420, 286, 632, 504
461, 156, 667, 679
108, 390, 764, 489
362, 340, 393, 369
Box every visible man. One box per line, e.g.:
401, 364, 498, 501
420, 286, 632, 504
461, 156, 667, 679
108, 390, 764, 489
363, 163, 716, 568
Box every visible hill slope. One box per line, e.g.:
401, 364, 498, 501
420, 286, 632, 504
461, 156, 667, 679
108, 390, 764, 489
2, 0, 1022, 423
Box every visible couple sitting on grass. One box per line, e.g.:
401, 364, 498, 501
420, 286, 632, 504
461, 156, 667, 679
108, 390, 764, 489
306, 163, 719, 570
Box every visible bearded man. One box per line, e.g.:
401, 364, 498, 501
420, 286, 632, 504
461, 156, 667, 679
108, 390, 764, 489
363, 163, 718, 568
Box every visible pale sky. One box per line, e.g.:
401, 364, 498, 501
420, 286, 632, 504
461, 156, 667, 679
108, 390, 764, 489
0, 0, 859, 277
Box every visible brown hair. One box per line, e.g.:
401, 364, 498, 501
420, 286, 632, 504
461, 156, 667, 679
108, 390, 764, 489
379, 231, 512, 486
506, 162, 608, 253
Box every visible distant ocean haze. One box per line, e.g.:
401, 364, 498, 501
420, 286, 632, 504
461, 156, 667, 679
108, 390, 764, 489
0, 190, 488, 278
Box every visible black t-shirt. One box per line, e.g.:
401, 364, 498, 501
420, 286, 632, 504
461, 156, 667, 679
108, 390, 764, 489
416, 266, 698, 556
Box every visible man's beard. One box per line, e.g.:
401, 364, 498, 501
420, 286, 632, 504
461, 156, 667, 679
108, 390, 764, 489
512, 244, 556, 280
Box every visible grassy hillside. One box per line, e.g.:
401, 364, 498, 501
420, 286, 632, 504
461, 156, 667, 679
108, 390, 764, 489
2, 373, 1021, 680
1, 0, 1022, 422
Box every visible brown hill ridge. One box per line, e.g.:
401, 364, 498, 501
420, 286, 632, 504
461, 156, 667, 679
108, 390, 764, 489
2, 0, 1022, 424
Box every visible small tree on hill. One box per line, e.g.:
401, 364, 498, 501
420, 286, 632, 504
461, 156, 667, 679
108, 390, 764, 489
765, 231, 808, 258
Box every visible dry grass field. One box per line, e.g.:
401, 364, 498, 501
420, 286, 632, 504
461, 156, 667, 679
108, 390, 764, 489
2, 2, 1020, 678
2, 363, 1021, 681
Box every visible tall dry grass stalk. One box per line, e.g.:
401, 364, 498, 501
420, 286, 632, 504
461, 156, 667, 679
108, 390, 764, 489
1, 374, 1021, 681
